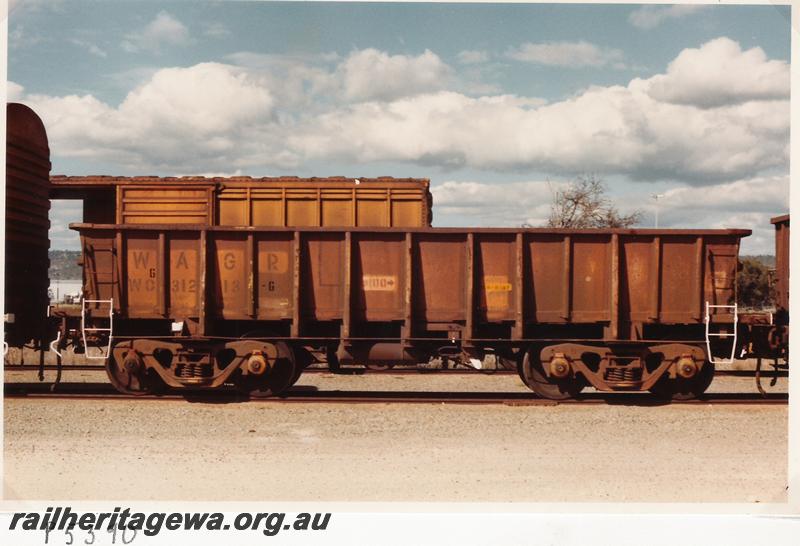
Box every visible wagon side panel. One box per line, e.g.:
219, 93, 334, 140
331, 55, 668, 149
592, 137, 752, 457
413, 233, 467, 325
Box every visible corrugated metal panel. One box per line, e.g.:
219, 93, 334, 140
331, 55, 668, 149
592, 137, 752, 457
53, 175, 432, 227
118, 186, 212, 224
5, 103, 51, 345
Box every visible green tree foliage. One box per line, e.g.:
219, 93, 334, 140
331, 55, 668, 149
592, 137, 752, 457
546, 175, 642, 228
737, 257, 774, 308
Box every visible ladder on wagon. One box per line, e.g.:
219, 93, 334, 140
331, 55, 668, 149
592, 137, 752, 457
81, 298, 114, 360
704, 301, 738, 366
80, 240, 118, 360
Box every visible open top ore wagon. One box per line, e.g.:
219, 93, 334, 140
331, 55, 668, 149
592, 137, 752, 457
72, 222, 749, 399
4, 101, 787, 401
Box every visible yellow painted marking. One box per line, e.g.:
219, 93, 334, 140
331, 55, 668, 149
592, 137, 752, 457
485, 275, 512, 292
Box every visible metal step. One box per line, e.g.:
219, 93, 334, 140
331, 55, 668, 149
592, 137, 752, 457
81, 298, 114, 360
704, 302, 738, 365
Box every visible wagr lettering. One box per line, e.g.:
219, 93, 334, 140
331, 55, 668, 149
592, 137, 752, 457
131, 251, 152, 269
175, 251, 190, 269
259, 251, 289, 274
128, 278, 157, 292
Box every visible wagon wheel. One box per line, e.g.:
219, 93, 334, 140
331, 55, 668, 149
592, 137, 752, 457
649, 360, 715, 400
238, 341, 297, 398
106, 343, 162, 396
519, 346, 584, 400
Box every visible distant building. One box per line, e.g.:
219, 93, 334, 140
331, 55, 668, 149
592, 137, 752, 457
49, 279, 82, 303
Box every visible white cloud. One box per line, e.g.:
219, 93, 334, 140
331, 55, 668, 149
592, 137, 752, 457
431, 180, 557, 227
70, 39, 107, 58
629, 5, 705, 30
638, 37, 789, 108
651, 176, 789, 254
506, 41, 624, 68
431, 176, 787, 253
203, 22, 230, 38
224, 51, 340, 108
339, 49, 452, 102
7, 81, 26, 101
287, 83, 786, 182
9, 24, 43, 50
8, 0, 66, 16
21, 64, 276, 170
49, 200, 83, 250
14, 39, 789, 186
121, 11, 191, 53
659, 175, 788, 214
225, 49, 455, 106
457, 50, 489, 65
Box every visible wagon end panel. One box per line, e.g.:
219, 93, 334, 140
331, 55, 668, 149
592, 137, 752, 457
772, 215, 789, 313
80, 229, 119, 311
704, 235, 742, 313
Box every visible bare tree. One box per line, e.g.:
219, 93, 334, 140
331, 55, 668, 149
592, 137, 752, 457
546, 175, 642, 228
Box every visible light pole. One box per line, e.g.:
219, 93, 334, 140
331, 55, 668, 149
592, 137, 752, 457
651, 193, 664, 228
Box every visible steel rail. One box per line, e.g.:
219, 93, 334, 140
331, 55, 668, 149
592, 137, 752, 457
3, 382, 788, 406
2, 365, 788, 378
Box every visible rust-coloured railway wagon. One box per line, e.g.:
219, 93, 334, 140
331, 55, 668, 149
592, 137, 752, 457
50, 175, 432, 228
741, 214, 790, 365
73, 223, 749, 399
772, 214, 789, 315
4, 103, 51, 348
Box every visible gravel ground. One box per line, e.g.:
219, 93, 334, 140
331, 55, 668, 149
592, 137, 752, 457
3, 371, 788, 502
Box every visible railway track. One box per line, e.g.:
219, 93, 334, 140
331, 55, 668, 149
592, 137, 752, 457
3, 364, 787, 378
4, 381, 788, 405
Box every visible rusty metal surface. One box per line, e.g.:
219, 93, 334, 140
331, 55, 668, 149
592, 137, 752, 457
119, 185, 213, 224
5, 103, 52, 346
52, 175, 433, 228
771, 214, 789, 312
76, 224, 748, 338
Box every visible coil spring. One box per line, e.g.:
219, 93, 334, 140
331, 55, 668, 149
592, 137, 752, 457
604, 367, 642, 382
177, 363, 213, 378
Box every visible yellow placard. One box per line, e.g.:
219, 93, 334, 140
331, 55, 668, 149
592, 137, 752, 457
363, 275, 398, 291
485, 275, 512, 292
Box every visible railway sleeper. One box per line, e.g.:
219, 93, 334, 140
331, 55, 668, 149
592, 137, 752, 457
108, 339, 299, 396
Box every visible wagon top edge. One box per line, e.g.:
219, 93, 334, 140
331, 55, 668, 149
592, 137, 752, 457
69, 222, 752, 237
7, 103, 50, 152
50, 175, 430, 188
771, 213, 789, 225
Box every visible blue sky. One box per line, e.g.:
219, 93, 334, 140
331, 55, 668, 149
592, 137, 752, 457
7, 1, 791, 253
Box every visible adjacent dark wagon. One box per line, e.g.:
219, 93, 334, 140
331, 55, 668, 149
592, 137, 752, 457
4, 104, 51, 349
